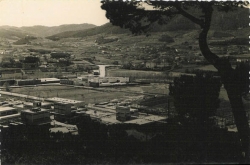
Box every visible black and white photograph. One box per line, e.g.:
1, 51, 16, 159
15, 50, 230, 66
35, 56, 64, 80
0, 0, 249, 164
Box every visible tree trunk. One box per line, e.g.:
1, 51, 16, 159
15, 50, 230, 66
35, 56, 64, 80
198, 20, 249, 162
223, 76, 249, 162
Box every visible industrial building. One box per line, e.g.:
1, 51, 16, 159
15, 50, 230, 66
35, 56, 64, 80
54, 102, 72, 115
45, 97, 85, 107
0, 79, 15, 86
0, 106, 18, 116
53, 102, 88, 122
40, 78, 60, 84
88, 77, 130, 87
60, 79, 74, 85
23, 101, 52, 110
0, 106, 20, 124
21, 108, 51, 125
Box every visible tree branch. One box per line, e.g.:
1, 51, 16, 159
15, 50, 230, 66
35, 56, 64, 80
175, 5, 204, 27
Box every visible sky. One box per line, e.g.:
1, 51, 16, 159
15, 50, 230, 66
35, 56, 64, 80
0, 0, 109, 27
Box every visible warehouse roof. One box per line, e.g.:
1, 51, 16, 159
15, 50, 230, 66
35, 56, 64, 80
0, 106, 16, 112
46, 97, 84, 104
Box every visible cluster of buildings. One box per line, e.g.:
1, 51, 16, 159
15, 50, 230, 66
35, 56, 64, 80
0, 64, 132, 88
0, 91, 168, 132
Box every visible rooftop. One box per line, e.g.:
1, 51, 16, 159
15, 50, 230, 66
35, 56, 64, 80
96, 111, 167, 125
23, 101, 52, 106
40, 78, 60, 82
0, 113, 20, 120
85, 109, 114, 118
22, 108, 50, 114
46, 97, 84, 104
50, 120, 78, 135
0, 106, 16, 112
16, 79, 40, 82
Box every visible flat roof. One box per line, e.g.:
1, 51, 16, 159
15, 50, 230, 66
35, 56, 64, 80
101, 114, 120, 124
0, 106, 16, 112
22, 108, 50, 114
24, 102, 52, 106
16, 79, 40, 82
125, 118, 152, 125
40, 78, 60, 82
0, 113, 20, 119
85, 109, 114, 118
46, 97, 84, 104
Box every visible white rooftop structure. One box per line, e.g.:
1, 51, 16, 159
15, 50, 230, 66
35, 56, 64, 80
46, 97, 84, 105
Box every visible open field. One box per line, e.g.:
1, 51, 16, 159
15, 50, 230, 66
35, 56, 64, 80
11, 85, 138, 104
9, 83, 169, 104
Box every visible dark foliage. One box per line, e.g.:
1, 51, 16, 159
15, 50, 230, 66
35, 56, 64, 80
23, 56, 40, 63
50, 52, 71, 59
169, 71, 221, 124
1, 117, 243, 164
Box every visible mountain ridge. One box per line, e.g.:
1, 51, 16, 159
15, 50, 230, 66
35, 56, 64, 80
0, 23, 97, 39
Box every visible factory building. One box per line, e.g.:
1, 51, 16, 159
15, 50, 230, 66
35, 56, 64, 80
0, 107, 18, 116
54, 102, 72, 115
60, 79, 74, 85
45, 97, 85, 107
0, 106, 20, 124
88, 77, 130, 87
40, 78, 60, 84
21, 101, 51, 125
16, 79, 41, 86
23, 101, 52, 110
0, 79, 15, 86
53, 102, 87, 122
21, 108, 51, 125
53, 102, 77, 120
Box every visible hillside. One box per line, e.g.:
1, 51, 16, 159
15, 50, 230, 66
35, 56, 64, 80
0, 26, 33, 39
46, 23, 130, 40
46, 6, 248, 40
0, 23, 96, 39
20, 23, 96, 37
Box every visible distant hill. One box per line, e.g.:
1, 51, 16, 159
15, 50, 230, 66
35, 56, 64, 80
0, 23, 96, 39
46, 23, 130, 40
0, 26, 33, 39
20, 23, 96, 37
